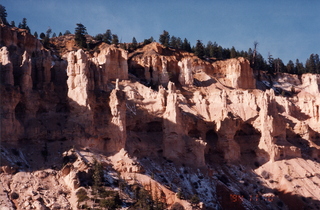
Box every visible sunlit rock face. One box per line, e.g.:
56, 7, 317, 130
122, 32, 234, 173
1, 25, 320, 209
211, 57, 256, 89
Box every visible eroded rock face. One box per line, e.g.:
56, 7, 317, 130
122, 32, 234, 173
1, 25, 320, 209
211, 57, 256, 89
129, 42, 214, 87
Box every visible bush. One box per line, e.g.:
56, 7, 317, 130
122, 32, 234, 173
76, 188, 89, 202
100, 193, 121, 209
11, 192, 19, 199
99, 189, 115, 198
171, 202, 184, 210
190, 194, 200, 205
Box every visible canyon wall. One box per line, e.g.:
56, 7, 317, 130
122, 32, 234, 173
1, 25, 320, 209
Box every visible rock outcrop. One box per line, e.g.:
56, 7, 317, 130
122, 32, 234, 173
1, 25, 320, 209
211, 57, 256, 89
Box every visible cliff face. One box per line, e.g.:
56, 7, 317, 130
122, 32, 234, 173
211, 57, 256, 89
1, 25, 320, 209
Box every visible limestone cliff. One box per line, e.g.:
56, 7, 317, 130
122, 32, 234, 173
1, 25, 320, 209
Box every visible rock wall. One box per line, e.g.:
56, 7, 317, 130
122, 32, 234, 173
0, 25, 128, 151
129, 42, 214, 87
2, 25, 320, 209
211, 57, 256, 89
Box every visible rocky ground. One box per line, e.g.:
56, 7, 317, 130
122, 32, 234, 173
1, 24, 320, 209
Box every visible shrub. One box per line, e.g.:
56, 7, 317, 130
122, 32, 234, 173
100, 193, 121, 209
76, 188, 89, 202
190, 194, 200, 205
11, 192, 19, 199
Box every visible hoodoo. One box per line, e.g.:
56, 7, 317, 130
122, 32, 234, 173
1, 24, 320, 209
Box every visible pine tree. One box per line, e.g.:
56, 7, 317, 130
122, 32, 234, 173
268, 53, 274, 74
181, 38, 191, 52
19, 18, 30, 33
94, 33, 104, 42
74, 23, 87, 49
111, 34, 119, 45
305, 54, 316, 73
247, 48, 253, 63
295, 59, 305, 75
92, 159, 103, 193
20, 18, 27, 29
206, 41, 214, 58
40, 32, 46, 39
159, 30, 170, 47
58, 32, 62, 36
46, 28, 52, 38
314, 54, 320, 74
64, 30, 71, 35
194, 40, 205, 59
190, 194, 200, 206
230, 46, 237, 58
274, 58, 285, 73
0, 4, 8, 25
212, 42, 222, 59
176, 37, 182, 49
103, 29, 112, 44
34, 31, 38, 39
286, 60, 295, 74
52, 32, 57, 38
170, 36, 177, 48
132, 37, 138, 49
10, 21, 15, 27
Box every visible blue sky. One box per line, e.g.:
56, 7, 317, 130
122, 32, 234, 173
2, 0, 320, 64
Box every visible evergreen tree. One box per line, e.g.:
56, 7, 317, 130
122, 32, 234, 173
305, 54, 316, 73
206, 41, 214, 58
314, 54, 320, 74
64, 30, 71, 35
94, 33, 104, 42
181, 38, 191, 52
19, 18, 30, 33
10, 21, 15, 27
170, 35, 177, 49
92, 159, 103, 194
286, 60, 295, 74
255, 53, 267, 72
34, 31, 38, 39
268, 53, 274, 74
52, 32, 57, 38
132, 37, 138, 49
190, 194, 200, 206
111, 34, 119, 45
212, 42, 222, 59
295, 59, 305, 75
143, 36, 154, 46
46, 28, 52, 38
0, 4, 8, 25
222, 48, 231, 59
74, 23, 87, 49
176, 37, 182, 49
40, 32, 46, 39
143, 38, 151, 45
274, 58, 285, 73
20, 18, 27, 29
159, 30, 170, 47
230, 46, 237, 58
247, 48, 253, 63
58, 32, 62, 36
103, 29, 112, 44
217, 46, 223, 59
194, 40, 205, 59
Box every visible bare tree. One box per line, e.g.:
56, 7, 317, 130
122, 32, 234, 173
253, 41, 260, 80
